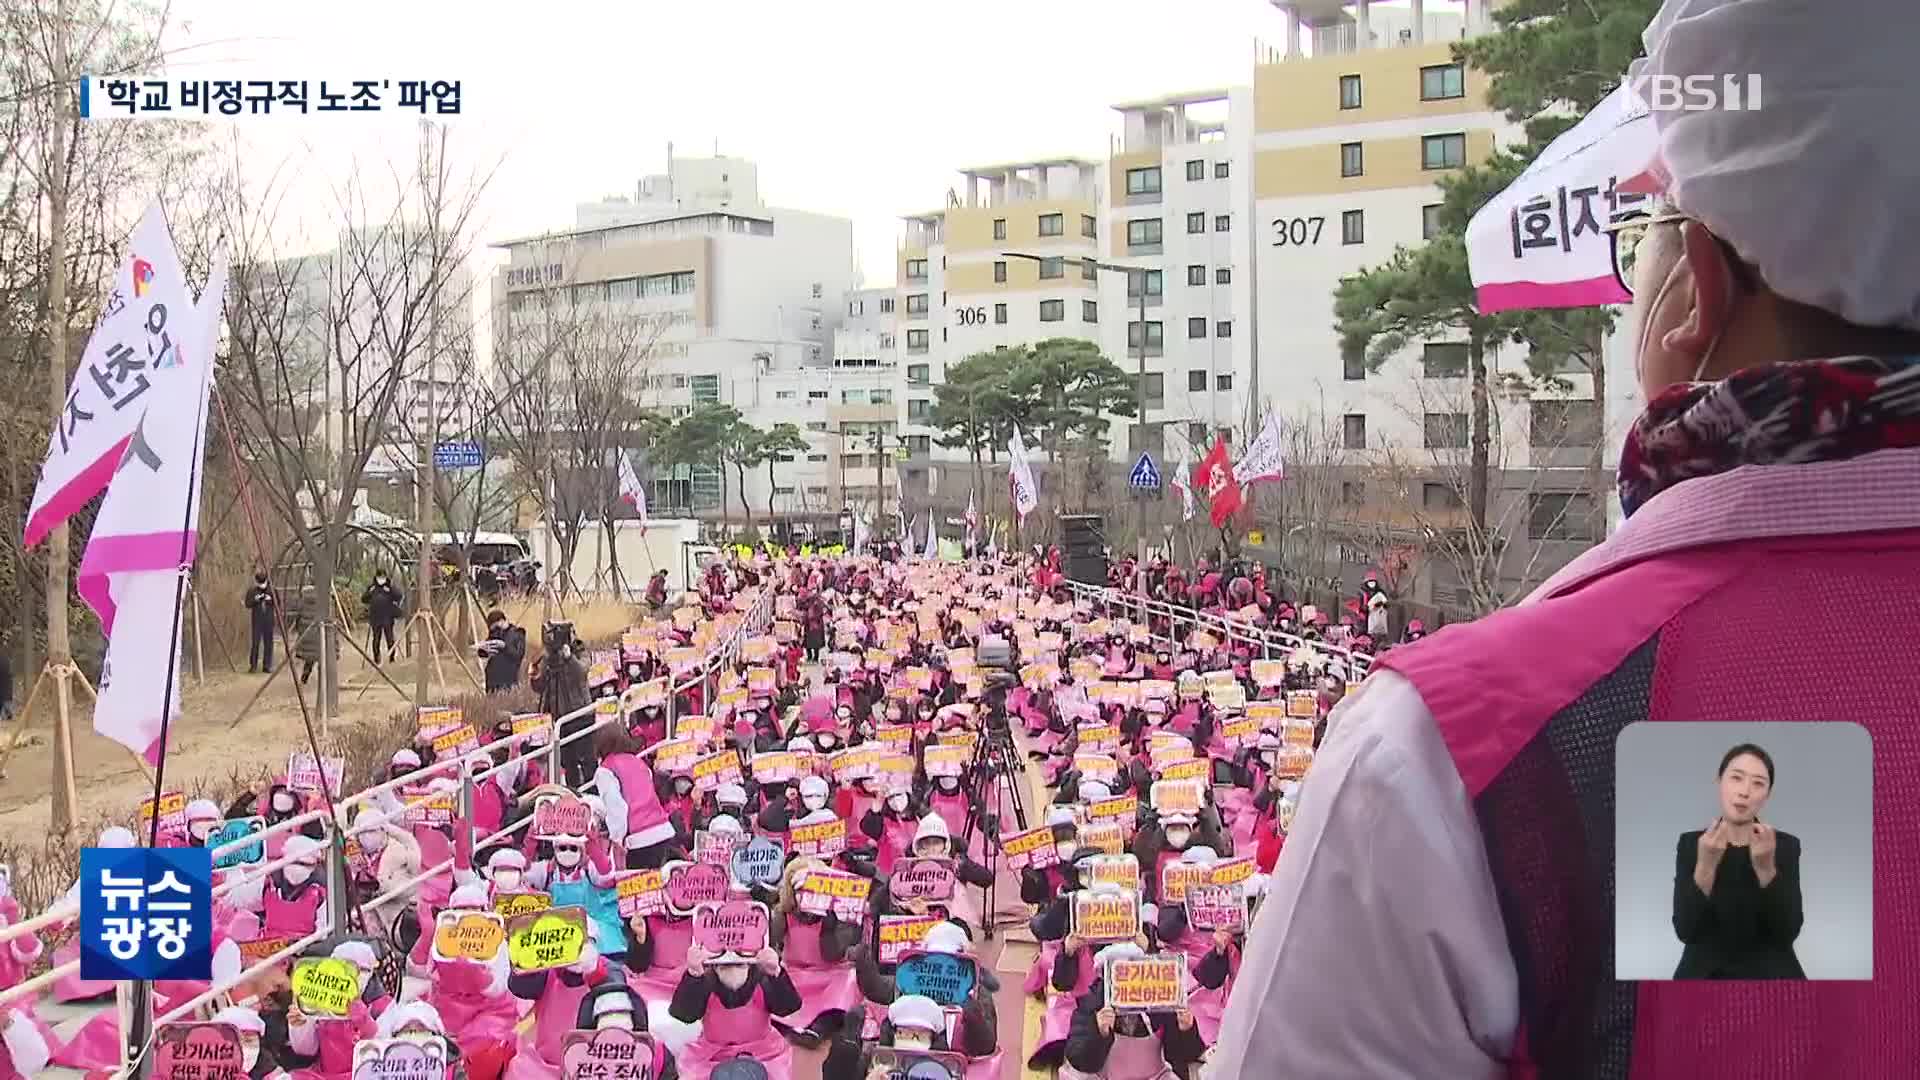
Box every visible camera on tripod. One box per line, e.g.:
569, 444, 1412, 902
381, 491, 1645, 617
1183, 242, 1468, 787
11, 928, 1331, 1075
542, 619, 579, 660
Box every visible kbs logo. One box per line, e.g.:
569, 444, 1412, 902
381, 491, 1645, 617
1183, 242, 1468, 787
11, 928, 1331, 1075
131, 257, 155, 297
1643, 73, 1762, 113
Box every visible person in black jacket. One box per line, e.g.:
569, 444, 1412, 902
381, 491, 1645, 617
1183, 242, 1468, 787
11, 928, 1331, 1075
245, 571, 276, 674
362, 571, 405, 665
1061, 943, 1206, 1079
477, 609, 527, 692
1671, 743, 1805, 979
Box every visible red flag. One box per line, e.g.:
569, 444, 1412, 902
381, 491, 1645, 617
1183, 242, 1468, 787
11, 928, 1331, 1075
1193, 438, 1243, 528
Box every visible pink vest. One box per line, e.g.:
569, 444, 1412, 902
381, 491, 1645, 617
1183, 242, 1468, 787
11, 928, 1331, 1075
782, 916, 829, 969
1379, 452, 1920, 1080
700, 983, 772, 1047
604, 753, 671, 840
263, 880, 325, 935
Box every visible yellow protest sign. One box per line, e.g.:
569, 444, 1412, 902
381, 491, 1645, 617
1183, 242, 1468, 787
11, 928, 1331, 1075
1160, 759, 1210, 783
1079, 821, 1126, 855
1105, 953, 1187, 1012
432, 911, 505, 962
1071, 890, 1139, 943
506, 906, 589, 973
1249, 660, 1287, 687
493, 891, 552, 919
289, 957, 359, 1017
1287, 691, 1318, 719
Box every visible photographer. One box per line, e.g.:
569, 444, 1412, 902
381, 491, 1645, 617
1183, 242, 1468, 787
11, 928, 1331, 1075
532, 620, 594, 787
476, 608, 527, 692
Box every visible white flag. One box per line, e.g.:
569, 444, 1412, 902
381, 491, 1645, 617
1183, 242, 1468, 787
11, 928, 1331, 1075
27, 204, 203, 547
1233, 409, 1287, 486
1008, 426, 1038, 520
964, 490, 978, 550
617, 451, 648, 532
76, 248, 225, 764
922, 514, 939, 560
852, 512, 870, 554
1170, 444, 1196, 523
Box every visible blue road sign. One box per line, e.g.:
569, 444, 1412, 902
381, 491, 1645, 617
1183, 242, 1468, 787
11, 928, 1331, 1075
1128, 452, 1162, 491
433, 441, 484, 470
80, 846, 213, 981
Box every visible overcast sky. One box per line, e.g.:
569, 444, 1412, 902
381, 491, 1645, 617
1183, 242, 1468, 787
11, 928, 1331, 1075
158, 0, 1447, 285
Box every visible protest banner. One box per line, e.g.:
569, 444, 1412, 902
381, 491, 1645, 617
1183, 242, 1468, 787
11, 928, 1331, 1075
534, 795, 592, 839
692, 900, 771, 957
999, 825, 1059, 871
154, 1023, 245, 1080
787, 818, 848, 858
794, 867, 872, 921
922, 745, 970, 778
729, 835, 786, 888
290, 957, 360, 1017
1184, 884, 1247, 933
493, 891, 553, 919
877, 915, 945, 965
431, 911, 505, 962
665, 861, 731, 916
691, 749, 744, 792
1070, 889, 1139, 944
1104, 953, 1187, 1012
1085, 854, 1140, 894
507, 906, 589, 973
894, 951, 978, 1007
614, 869, 668, 919
351, 1037, 448, 1080
560, 1029, 656, 1080
888, 858, 956, 902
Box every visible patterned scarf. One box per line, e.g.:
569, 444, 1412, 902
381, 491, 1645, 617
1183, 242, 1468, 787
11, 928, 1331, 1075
1618, 354, 1920, 517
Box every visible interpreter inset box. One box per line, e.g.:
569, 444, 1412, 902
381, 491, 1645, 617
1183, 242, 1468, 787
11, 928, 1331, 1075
1614, 722, 1872, 981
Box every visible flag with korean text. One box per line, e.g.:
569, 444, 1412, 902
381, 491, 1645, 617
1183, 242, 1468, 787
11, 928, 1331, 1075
617, 451, 648, 533
1232, 409, 1286, 486
1009, 426, 1039, 520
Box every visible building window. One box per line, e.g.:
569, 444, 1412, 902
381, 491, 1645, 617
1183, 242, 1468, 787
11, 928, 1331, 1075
1127, 218, 1163, 247
1187, 264, 1207, 286
1215, 266, 1231, 285
1422, 342, 1470, 378
1177, 371, 1201, 395
993, 261, 1007, 283
1039, 256, 1064, 279
993, 218, 1007, 241
1040, 299, 1065, 322
994, 303, 1007, 324
880, 297, 894, 313
1343, 413, 1368, 449
1341, 481, 1366, 506
1216, 320, 1232, 338
1125, 269, 1163, 298
1082, 299, 1098, 323
1216, 373, 1233, 391
1424, 412, 1470, 449
1188, 421, 1208, 447
1421, 62, 1466, 101
1082, 259, 1098, 281
906, 258, 927, 281
1185, 159, 1205, 182
1214, 214, 1230, 232
1141, 372, 1165, 408
807, 389, 829, 400
1339, 73, 1363, 109
1343, 343, 1366, 381
1342, 209, 1365, 245
775, 389, 796, 400
1081, 214, 1097, 238
1530, 399, 1601, 448
906, 435, 932, 454
907, 399, 930, 421
1529, 493, 1601, 542
849, 300, 863, 317
1214, 161, 1229, 179
907, 329, 929, 352
906, 293, 928, 315
806, 453, 828, 463
1126, 321, 1164, 350
1125, 167, 1162, 196
1341, 142, 1364, 177
907, 363, 930, 385
841, 388, 869, 404
870, 388, 893, 404
1188, 317, 1207, 339
1423, 203, 1442, 240
1422, 482, 1462, 511
1187, 212, 1205, 234
1423, 133, 1467, 170
1039, 213, 1064, 237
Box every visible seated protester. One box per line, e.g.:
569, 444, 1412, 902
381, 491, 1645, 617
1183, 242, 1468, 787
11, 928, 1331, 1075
669, 942, 803, 1080
421, 882, 520, 1074
347, 809, 423, 932
374, 1002, 469, 1080
892, 814, 992, 933
504, 937, 608, 1080
229, 835, 330, 937
1149, 848, 1240, 1044
211, 1005, 287, 1080
832, 923, 1001, 1080
228, 780, 326, 860
825, 995, 954, 1080
698, 784, 753, 835
769, 856, 863, 1046
1061, 943, 1205, 1080
660, 768, 699, 845
1019, 809, 1084, 907
368, 749, 427, 822
284, 943, 393, 1080
1131, 809, 1226, 906
621, 856, 697, 1003
571, 985, 680, 1080
527, 834, 624, 972
860, 779, 922, 877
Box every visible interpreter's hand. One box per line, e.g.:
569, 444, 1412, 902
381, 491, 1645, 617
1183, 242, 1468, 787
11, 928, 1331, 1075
1212, 928, 1233, 953
1095, 1007, 1116, 1037
1062, 934, 1084, 955
684, 943, 708, 977
1695, 818, 1730, 870
1751, 822, 1778, 876
755, 946, 781, 975
1175, 1007, 1195, 1032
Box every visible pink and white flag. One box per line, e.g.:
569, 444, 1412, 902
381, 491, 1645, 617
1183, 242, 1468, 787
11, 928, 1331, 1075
25, 204, 201, 548
76, 248, 226, 765
617, 451, 648, 533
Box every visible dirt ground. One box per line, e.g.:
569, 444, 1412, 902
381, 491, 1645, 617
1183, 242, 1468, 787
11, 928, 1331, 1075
0, 596, 639, 849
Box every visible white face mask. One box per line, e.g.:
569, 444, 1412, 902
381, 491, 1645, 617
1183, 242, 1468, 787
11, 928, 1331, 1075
493, 870, 522, 891
1165, 827, 1192, 849
358, 831, 386, 854
716, 965, 750, 991
937, 778, 959, 792
817, 735, 838, 750
1055, 842, 1078, 862
803, 796, 827, 811
596, 1012, 634, 1031
284, 865, 313, 886
271, 794, 295, 814
887, 795, 908, 813
895, 1029, 934, 1052
190, 822, 216, 842
555, 848, 583, 867
241, 1043, 261, 1071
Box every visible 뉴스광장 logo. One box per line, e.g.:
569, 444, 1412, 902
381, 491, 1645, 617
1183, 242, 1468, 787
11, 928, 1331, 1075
79, 846, 213, 982
131, 257, 155, 297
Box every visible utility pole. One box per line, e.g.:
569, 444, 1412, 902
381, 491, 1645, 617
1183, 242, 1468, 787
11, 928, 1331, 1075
1133, 268, 1149, 592
44, 0, 79, 833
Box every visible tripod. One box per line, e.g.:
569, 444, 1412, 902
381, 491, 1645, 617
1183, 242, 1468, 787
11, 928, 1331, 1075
955, 708, 1030, 940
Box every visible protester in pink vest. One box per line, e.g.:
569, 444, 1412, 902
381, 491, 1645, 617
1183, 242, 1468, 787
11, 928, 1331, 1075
503, 939, 606, 1080
228, 835, 328, 937
593, 727, 678, 870
286, 943, 391, 1080
1211, 4, 1920, 1076
668, 942, 801, 1080
0, 893, 56, 1080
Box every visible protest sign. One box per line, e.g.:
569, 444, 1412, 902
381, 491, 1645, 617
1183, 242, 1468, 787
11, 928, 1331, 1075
431, 910, 505, 962
154, 1023, 245, 1080
691, 749, 744, 792
1087, 794, 1139, 830
877, 915, 945, 965
237, 936, 297, 966
692, 900, 770, 957
675, 715, 717, 745
1219, 718, 1261, 749
693, 830, 741, 868
1137, 679, 1175, 701
534, 795, 592, 839
402, 793, 455, 828
511, 713, 553, 741
665, 861, 731, 916
1078, 821, 1127, 856
1249, 660, 1286, 687
1150, 780, 1204, 817
209, 818, 264, 868
1286, 691, 1317, 719
729, 835, 786, 888
1071, 889, 1139, 944
1159, 759, 1210, 784
429, 725, 481, 758
652, 738, 700, 774
794, 867, 871, 921
1073, 754, 1118, 784
746, 667, 777, 694
290, 956, 360, 1017
1282, 721, 1315, 749
875, 754, 917, 785
888, 858, 956, 902
507, 906, 589, 973
787, 818, 848, 858
869, 1049, 965, 1080
351, 1037, 448, 1080
1274, 746, 1315, 780
287, 752, 345, 797
829, 747, 882, 782
894, 951, 978, 1007
1104, 953, 1187, 1012
560, 1029, 656, 1080
137, 791, 189, 845
1184, 884, 1247, 933
415, 706, 460, 734
922, 745, 970, 778
493, 891, 552, 919
1208, 855, 1256, 888
999, 825, 1059, 871
614, 869, 668, 919
1076, 725, 1121, 751
1159, 862, 1212, 904
750, 751, 805, 784
1085, 854, 1140, 894
1207, 683, 1246, 711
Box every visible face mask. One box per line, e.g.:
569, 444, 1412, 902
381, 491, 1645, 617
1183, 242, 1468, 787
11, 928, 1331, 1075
271, 793, 295, 814
887, 795, 908, 813
803, 796, 827, 811
376, 578, 387, 586
895, 1029, 934, 1052
493, 870, 522, 891
555, 848, 582, 867
675, 779, 693, 796
284, 865, 313, 886
241, 1043, 261, 1071
597, 1012, 635, 1031
716, 965, 750, 991
358, 831, 387, 854
817, 734, 838, 751
1055, 842, 1078, 862
190, 822, 215, 843
1165, 827, 1191, 849
937, 777, 959, 793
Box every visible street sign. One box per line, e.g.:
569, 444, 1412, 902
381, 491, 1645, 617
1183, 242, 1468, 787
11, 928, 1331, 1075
433, 441, 483, 470
1128, 452, 1162, 491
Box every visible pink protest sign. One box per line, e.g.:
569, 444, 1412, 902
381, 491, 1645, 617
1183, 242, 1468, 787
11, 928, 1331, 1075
561, 1029, 657, 1080
155, 1022, 246, 1080
692, 899, 770, 957
533, 794, 592, 839
664, 861, 731, 916
351, 1037, 449, 1080
692, 830, 741, 868
887, 858, 956, 902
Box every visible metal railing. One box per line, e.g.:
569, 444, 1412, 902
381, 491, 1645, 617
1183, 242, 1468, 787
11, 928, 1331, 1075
0, 584, 777, 1061
1063, 580, 1373, 679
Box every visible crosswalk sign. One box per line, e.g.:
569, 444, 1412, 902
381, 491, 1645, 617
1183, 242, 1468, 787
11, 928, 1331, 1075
1129, 452, 1162, 491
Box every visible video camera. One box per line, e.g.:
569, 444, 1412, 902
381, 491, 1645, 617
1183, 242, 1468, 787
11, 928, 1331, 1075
542, 619, 579, 660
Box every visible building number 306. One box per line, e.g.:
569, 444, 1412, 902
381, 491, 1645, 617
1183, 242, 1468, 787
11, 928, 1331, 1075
1271, 217, 1327, 247
956, 306, 989, 326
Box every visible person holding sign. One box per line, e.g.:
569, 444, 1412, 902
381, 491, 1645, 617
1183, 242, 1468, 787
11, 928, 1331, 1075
1023, 852, 1129, 1071
835, 922, 1001, 1080
826, 995, 954, 1080
210, 1004, 292, 1080
594, 727, 680, 871
503, 929, 610, 1080
1147, 847, 1240, 1043
1132, 807, 1223, 907
1061, 943, 1204, 1080
368, 1002, 468, 1080
768, 857, 863, 1047
563, 986, 681, 1080
527, 836, 624, 974
228, 835, 330, 937
1018, 808, 1086, 908
345, 809, 422, 930
668, 940, 801, 1080
283, 943, 392, 1080
420, 883, 520, 1075
858, 779, 923, 878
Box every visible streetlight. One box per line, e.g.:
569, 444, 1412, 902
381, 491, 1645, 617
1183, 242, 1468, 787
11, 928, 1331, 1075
1004, 250, 1154, 591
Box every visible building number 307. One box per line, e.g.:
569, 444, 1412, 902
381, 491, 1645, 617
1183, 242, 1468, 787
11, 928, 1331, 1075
1271, 217, 1327, 247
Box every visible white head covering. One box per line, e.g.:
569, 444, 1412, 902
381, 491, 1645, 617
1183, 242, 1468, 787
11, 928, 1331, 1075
211, 1005, 266, 1036
352, 810, 387, 833
1045, 806, 1077, 828
1625, 0, 1920, 330
592, 993, 637, 1020
1093, 942, 1146, 971
888, 994, 945, 1033
449, 882, 490, 909
1181, 845, 1219, 865
716, 783, 748, 807
798, 776, 830, 800
486, 848, 529, 872
99, 826, 136, 849
376, 1001, 445, 1039
1079, 780, 1111, 802
184, 799, 222, 824
708, 815, 745, 836
331, 941, 377, 971
923, 921, 970, 956
795, 808, 839, 827
284, 836, 324, 862
912, 813, 950, 846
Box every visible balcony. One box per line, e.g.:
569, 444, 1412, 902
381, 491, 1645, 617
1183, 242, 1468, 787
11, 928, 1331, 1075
1259, 2, 1476, 61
